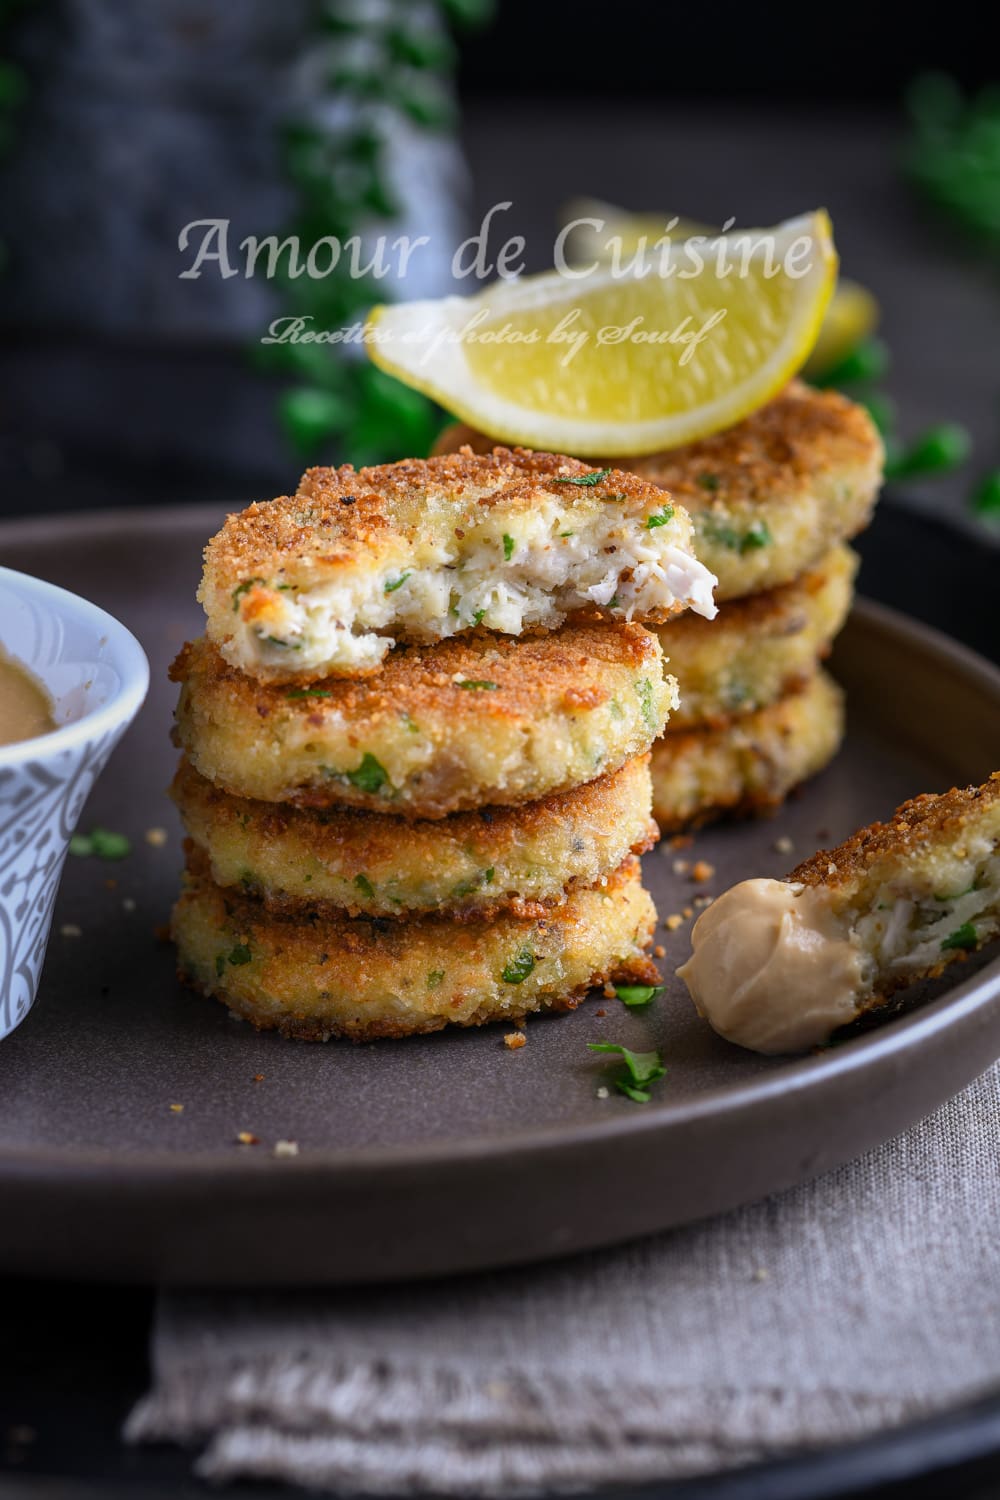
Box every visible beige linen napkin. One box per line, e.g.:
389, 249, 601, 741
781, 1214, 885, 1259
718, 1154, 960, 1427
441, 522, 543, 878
127, 1062, 1000, 1496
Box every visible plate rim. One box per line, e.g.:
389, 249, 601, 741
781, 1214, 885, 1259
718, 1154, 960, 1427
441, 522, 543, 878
0, 510, 998, 1187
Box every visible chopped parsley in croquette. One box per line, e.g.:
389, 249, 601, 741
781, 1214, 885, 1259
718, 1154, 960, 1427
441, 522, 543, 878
433, 382, 883, 603
173, 851, 660, 1042
171, 754, 658, 921
171, 622, 678, 819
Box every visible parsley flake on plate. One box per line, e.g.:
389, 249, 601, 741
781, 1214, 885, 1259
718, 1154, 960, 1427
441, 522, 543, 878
69, 827, 132, 861
588, 1041, 666, 1103
615, 984, 665, 1008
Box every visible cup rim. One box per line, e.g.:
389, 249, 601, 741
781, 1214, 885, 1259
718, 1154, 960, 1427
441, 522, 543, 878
0, 565, 150, 769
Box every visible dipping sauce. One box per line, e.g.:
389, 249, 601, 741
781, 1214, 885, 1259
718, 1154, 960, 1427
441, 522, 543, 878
0, 647, 55, 746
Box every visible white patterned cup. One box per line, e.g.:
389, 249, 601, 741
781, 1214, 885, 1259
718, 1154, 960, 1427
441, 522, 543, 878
0, 567, 149, 1039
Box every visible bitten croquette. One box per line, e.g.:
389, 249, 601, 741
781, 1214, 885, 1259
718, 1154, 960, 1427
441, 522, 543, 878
433, 382, 882, 601
201, 446, 716, 682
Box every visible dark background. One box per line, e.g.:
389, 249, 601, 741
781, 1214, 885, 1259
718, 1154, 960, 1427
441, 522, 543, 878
0, 0, 997, 534
457, 2, 994, 101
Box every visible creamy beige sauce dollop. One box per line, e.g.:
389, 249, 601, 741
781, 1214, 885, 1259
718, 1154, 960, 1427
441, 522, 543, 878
676, 878, 864, 1054
0, 647, 55, 747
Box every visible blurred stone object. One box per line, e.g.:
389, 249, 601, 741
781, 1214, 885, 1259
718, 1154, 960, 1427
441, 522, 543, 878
0, 0, 468, 479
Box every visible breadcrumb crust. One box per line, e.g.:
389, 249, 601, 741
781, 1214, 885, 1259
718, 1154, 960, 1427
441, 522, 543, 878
434, 383, 883, 600
171, 624, 676, 818
650, 671, 845, 832
173, 851, 660, 1041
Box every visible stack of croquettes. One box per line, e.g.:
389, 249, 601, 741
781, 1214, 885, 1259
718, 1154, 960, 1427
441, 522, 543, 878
436, 382, 884, 832
168, 446, 717, 1040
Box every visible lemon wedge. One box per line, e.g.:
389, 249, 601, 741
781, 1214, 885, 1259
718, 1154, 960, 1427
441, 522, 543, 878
368, 211, 837, 456
558, 197, 714, 262
561, 198, 875, 385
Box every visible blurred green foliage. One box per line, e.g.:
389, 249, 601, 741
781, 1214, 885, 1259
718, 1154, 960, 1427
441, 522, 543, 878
905, 73, 1000, 521
906, 73, 1000, 250
812, 336, 972, 485
268, 0, 493, 468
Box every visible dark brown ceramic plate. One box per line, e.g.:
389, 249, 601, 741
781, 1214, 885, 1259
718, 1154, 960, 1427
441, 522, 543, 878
0, 506, 998, 1286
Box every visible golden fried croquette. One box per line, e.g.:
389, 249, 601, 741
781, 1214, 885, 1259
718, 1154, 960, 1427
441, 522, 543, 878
650, 670, 844, 832
679, 772, 1000, 1053
171, 753, 657, 920
660, 545, 856, 730
171, 624, 676, 819
791, 771, 1000, 991
433, 383, 882, 602
172, 850, 660, 1041
200, 447, 716, 683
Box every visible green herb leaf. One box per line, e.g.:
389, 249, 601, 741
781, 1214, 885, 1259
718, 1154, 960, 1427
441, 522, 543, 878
702, 517, 772, 554
457, 679, 499, 691
941, 922, 978, 952
615, 984, 665, 1008
971, 470, 1000, 518
885, 423, 971, 481
740, 520, 772, 552
426, 969, 445, 989
354, 874, 375, 899
385, 572, 412, 594
553, 468, 611, 486
646, 505, 675, 529
588, 1041, 666, 1103
634, 677, 658, 732
279, 386, 351, 456
812, 337, 889, 390
227, 943, 253, 966
696, 472, 720, 491
502, 948, 536, 984
232, 578, 265, 612
346, 753, 389, 794
472, 608, 487, 625
69, 827, 131, 861
286, 687, 333, 700
264, 635, 300, 649
618, 1082, 656, 1103
503, 533, 515, 561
